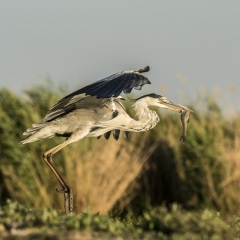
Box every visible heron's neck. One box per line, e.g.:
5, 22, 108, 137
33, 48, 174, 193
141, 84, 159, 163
131, 100, 160, 131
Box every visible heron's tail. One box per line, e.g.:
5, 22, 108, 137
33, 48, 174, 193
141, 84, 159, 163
21, 123, 53, 144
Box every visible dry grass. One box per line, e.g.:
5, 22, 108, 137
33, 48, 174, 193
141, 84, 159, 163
1, 86, 240, 215
62, 134, 156, 213
2, 132, 156, 214
220, 119, 240, 210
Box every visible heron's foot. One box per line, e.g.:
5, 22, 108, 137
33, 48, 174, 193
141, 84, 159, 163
64, 190, 73, 214
56, 187, 73, 214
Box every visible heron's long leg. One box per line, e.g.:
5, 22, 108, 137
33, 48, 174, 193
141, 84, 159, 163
43, 141, 73, 214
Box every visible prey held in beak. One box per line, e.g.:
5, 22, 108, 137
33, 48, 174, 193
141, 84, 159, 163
160, 98, 194, 142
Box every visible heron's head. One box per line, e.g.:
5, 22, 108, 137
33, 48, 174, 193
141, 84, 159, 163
135, 93, 186, 113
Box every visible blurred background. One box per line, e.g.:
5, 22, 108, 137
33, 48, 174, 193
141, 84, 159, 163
1, 1, 240, 116
0, 1, 240, 216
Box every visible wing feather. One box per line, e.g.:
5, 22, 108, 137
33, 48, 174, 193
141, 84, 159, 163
63, 67, 150, 99
43, 66, 150, 122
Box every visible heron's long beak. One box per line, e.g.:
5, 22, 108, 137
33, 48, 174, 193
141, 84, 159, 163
161, 99, 193, 113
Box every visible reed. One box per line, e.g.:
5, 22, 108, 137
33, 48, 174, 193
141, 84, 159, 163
0, 85, 240, 215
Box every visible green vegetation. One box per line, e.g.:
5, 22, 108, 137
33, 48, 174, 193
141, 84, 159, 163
0, 84, 240, 238
0, 200, 238, 239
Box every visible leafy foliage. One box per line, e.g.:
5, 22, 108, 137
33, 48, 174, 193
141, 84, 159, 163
0, 83, 240, 238
0, 200, 237, 239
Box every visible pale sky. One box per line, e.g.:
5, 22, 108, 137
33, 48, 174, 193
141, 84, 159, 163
1, 1, 240, 115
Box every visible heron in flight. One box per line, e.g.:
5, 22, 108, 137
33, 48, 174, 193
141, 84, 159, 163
21, 66, 189, 213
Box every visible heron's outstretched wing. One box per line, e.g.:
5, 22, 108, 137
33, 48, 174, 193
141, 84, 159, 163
66, 66, 150, 99
44, 66, 151, 122
44, 95, 110, 122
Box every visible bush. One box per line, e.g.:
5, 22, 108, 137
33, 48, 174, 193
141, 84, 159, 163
0, 200, 237, 239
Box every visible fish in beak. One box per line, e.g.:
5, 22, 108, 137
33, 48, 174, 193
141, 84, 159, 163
159, 97, 193, 142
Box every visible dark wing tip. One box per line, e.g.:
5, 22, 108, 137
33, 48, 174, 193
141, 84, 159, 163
137, 66, 150, 73
113, 130, 120, 140
104, 131, 111, 140
58, 66, 151, 100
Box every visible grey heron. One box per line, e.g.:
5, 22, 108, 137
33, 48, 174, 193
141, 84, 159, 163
21, 66, 189, 214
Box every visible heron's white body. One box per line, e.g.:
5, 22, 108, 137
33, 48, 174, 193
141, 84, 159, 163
21, 96, 160, 145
